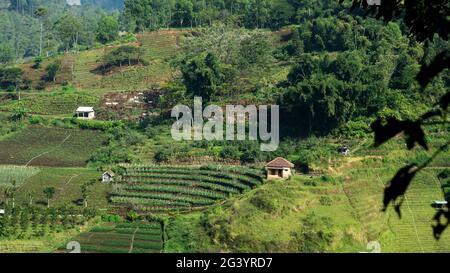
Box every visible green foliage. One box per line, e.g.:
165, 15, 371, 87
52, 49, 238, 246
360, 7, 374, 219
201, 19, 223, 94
179, 52, 225, 101
0, 67, 24, 90
54, 12, 83, 51
0, 43, 14, 64
96, 15, 119, 44
44, 60, 61, 82
32, 56, 44, 69
289, 213, 334, 253
0, 205, 97, 239
126, 211, 140, 222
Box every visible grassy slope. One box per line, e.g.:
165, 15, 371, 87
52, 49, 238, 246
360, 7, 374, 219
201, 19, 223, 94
72, 31, 183, 93
164, 135, 450, 253
165, 176, 366, 253
15, 31, 183, 93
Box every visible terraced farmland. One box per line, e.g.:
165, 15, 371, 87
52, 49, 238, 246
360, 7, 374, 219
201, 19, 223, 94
0, 92, 100, 116
111, 165, 265, 214
0, 126, 107, 167
64, 222, 163, 253
343, 167, 450, 253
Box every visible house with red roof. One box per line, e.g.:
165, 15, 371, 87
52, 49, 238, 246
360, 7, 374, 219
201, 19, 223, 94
265, 157, 295, 180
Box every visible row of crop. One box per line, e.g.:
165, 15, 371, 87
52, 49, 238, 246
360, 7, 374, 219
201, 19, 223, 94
126, 167, 262, 182
115, 228, 162, 237
132, 240, 162, 250
110, 196, 192, 207
126, 169, 262, 187
128, 204, 194, 213
116, 184, 228, 200
78, 244, 130, 253
117, 178, 241, 195
122, 173, 251, 191
127, 165, 265, 181
112, 190, 216, 206
200, 165, 265, 180
115, 222, 161, 230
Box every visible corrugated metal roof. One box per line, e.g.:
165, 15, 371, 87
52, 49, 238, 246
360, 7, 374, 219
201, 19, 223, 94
76, 107, 94, 112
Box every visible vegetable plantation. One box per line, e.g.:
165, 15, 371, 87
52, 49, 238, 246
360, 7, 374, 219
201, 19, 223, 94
0, 165, 40, 188
111, 165, 265, 214
65, 221, 163, 253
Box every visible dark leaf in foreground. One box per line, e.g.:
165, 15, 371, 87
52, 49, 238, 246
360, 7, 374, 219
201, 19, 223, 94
432, 209, 450, 240
417, 51, 450, 87
371, 117, 405, 147
383, 164, 418, 217
403, 121, 428, 150
440, 92, 450, 110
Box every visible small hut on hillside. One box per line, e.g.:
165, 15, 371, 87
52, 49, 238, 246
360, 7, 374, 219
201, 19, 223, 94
265, 157, 295, 180
102, 171, 115, 183
75, 107, 95, 119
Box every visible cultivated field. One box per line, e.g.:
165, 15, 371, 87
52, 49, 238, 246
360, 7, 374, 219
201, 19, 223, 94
65, 221, 163, 253
0, 126, 107, 167
72, 30, 184, 92
111, 165, 265, 214
14, 167, 109, 208
0, 165, 40, 187
341, 137, 450, 253
0, 91, 100, 116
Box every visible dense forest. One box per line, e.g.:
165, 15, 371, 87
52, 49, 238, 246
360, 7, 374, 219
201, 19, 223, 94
0, 0, 448, 139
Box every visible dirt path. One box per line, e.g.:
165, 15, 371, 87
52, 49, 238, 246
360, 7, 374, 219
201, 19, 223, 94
65, 174, 79, 186
128, 227, 139, 253
25, 133, 72, 167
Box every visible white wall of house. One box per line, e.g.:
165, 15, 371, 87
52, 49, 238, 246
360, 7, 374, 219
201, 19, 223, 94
266, 167, 292, 180
76, 111, 95, 119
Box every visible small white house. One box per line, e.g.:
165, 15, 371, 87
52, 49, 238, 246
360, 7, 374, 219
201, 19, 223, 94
432, 201, 448, 210
0, 209, 5, 216
102, 171, 115, 183
75, 107, 95, 119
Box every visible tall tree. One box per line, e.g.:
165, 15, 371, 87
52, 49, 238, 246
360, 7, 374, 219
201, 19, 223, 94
54, 13, 82, 51
43, 187, 55, 208
34, 7, 48, 56
0, 43, 14, 64
96, 15, 119, 44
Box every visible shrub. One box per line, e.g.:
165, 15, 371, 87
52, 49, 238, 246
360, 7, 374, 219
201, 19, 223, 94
127, 211, 140, 222
101, 214, 123, 223
219, 145, 240, 160
319, 196, 332, 206
154, 147, 173, 163
32, 56, 44, 69
44, 61, 61, 82
250, 190, 279, 213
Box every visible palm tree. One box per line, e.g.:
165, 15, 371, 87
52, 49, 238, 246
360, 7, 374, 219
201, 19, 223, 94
27, 190, 34, 206
10, 181, 17, 209
43, 187, 55, 208
34, 7, 48, 57
80, 180, 95, 208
